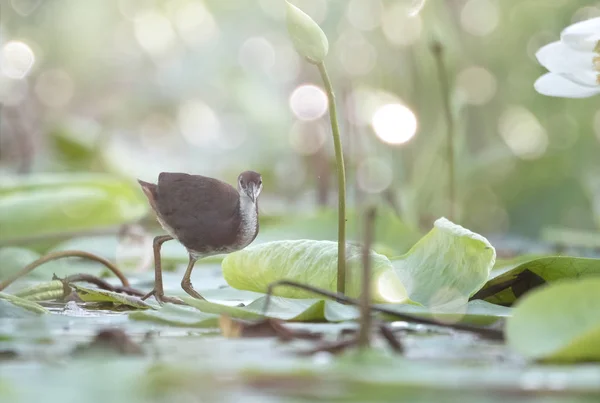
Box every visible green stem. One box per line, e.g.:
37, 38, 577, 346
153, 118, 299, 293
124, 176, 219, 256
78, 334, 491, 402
431, 41, 456, 221
317, 61, 347, 295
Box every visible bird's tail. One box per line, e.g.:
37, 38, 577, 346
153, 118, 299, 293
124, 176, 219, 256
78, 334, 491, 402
137, 179, 158, 211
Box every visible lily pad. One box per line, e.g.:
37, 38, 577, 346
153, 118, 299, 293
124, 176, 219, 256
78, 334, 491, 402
13, 280, 65, 301
392, 218, 496, 307
378, 300, 511, 326
506, 278, 600, 362
222, 240, 408, 303
184, 295, 360, 322
0, 173, 148, 242
478, 256, 600, 305
73, 284, 155, 309
0, 292, 49, 315
130, 303, 219, 327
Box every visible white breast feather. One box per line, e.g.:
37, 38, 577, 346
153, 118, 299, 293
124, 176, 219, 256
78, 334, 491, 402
238, 194, 258, 247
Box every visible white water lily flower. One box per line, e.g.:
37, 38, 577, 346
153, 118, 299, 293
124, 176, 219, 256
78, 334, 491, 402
534, 17, 600, 98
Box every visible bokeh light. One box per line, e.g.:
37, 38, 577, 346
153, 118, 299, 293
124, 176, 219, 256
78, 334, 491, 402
134, 9, 176, 56
271, 45, 301, 83
216, 114, 248, 150
139, 114, 177, 149
346, 0, 383, 31
34, 69, 74, 108
178, 100, 220, 147
0, 76, 28, 106
0, 40, 35, 79
259, 0, 286, 20
460, 0, 499, 37
571, 6, 600, 23
172, 0, 218, 47
456, 66, 497, 106
356, 158, 393, 193
371, 103, 418, 145
289, 84, 328, 121
289, 121, 327, 156
11, 0, 42, 16
498, 106, 548, 160
239, 37, 276, 74
381, 5, 423, 48
335, 30, 377, 76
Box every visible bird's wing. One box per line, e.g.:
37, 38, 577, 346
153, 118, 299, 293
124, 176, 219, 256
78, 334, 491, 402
155, 173, 240, 249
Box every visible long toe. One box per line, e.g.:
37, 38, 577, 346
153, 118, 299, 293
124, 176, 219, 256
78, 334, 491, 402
156, 294, 185, 305
182, 285, 206, 301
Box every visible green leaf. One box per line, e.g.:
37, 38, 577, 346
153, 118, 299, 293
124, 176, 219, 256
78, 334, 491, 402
0, 292, 49, 315
0, 173, 148, 242
378, 300, 511, 326
185, 295, 359, 322
130, 303, 219, 327
392, 218, 495, 307
506, 278, 600, 362
480, 256, 600, 305
285, 1, 328, 64
13, 280, 65, 301
222, 240, 408, 303
73, 284, 155, 309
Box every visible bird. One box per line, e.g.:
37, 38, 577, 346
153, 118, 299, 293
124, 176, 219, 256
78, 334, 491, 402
137, 171, 262, 303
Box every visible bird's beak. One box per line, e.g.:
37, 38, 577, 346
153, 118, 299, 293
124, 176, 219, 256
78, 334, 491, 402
249, 184, 256, 203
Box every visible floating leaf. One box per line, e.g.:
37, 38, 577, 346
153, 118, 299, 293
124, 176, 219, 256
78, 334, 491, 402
0, 173, 148, 242
285, 1, 328, 64
506, 278, 600, 362
130, 303, 219, 327
185, 295, 360, 322
479, 256, 600, 305
392, 218, 495, 307
222, 240, 408, 303
378, 300, 511, 326
73, 284, 155, 309
0, 292, 48, 315
13, 280, 65, 301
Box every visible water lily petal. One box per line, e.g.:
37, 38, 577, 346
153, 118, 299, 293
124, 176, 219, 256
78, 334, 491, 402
536, 41, 598, 86
561, 17, 600, 52
534, 72, 600, 98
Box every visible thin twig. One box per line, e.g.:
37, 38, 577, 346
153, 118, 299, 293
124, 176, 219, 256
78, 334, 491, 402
61, 274, 144, 297
358, 207, 376, 349
0, 250, 130, 291
264, 280, 503, 340
431, 40, 456, 221
317, 61, 347, 295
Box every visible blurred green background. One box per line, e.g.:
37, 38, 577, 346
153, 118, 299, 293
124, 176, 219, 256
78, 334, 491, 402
1, 0, 599, 252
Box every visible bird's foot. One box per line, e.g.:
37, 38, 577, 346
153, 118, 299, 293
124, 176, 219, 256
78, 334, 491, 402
181, 284, 206, 301
142, 289, 185, 305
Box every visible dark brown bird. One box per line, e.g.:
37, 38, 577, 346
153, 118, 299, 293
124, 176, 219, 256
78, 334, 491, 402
138, 171, 262, 303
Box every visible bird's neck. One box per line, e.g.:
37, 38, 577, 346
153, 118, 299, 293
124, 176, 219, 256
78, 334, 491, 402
237, 193, 259, 245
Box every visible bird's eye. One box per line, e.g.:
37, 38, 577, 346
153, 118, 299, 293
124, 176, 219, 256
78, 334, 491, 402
259, 180, 262, 185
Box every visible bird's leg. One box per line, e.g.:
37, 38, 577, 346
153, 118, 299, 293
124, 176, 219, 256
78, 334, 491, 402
142, 235, 182, 304
181, 254, 205, 300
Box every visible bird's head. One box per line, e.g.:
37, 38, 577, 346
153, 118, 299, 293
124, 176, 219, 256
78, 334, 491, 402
237, 171, 262, 203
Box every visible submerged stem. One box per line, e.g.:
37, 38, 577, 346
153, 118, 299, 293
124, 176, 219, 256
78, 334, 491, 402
264, 280, 504, 340
317, 61, 347, 295
431, 40, 456, 221
358, 207, 376, 350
